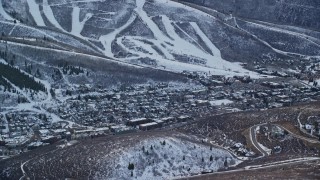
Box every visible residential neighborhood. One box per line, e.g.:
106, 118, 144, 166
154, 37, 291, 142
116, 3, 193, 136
1, 69, 320, 158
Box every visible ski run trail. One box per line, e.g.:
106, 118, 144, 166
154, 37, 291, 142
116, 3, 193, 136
27, 0, 46, 26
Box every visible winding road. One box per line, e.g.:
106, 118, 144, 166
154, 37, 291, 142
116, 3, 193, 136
178, 157, 320, 179
249, 122, 320, 158
249, 124, 269, 157
277, 125, 320, 144
19, 160, 30, 180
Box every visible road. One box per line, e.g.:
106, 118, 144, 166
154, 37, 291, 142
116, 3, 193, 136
249, 125, 269, 157
19, 160, 30, 180
177, 157, 320, 179
277, 125, 320, 144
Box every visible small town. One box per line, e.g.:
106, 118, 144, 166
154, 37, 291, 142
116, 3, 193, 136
1, 67, 320, 159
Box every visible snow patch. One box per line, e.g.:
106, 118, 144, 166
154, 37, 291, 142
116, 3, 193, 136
209, 99, 233, 106
99, 13, 137, 57
95, 137, 240, 179
71, 6, 93, 37
26, 0, 46, 26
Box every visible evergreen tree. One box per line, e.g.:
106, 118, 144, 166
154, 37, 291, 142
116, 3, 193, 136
128, 163, 135, 170
224, 159, 228, 167
50, 88, 55, 98
0, 63, 45, 92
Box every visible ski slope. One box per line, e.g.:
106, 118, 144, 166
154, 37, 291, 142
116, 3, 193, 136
190, 22, 221, 58
109, 0, 261, 77
43, 0, 65, 31
1, 0, 302, 77
99, 13, 137, 56
27, 0, 46, 26
71, 6, 93, 37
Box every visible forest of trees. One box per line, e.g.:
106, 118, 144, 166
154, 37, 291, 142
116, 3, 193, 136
0, 75, 13, 92
0, 63, 46, 92
59, 62, 84, 75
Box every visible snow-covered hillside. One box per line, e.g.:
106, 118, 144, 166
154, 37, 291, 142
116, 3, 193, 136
3, 0, 318, 77
95, 137, 240, 179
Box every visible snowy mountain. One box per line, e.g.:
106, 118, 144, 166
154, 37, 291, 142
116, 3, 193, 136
182, 0, 320, 30
1, 0, 318, 77
1, 1, 320, 179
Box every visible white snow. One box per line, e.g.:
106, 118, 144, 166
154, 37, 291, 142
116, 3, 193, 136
209, 99, 233, 106
95, 137, 240, 179
136, 1, 171, 44
71, 6, 93, 37
1, 0, 264, 78
161, 15, 207, 59
244, 19, 320, 48
0, 59, 79, 128
26, 0, 46, 26
43, 0, 65, 31
234, 18, 320, 59
99, 13, 137, 56
257, 142, 272, 155
106, 0, 263, 78
190, 22, 221, 58
5, 40, 140, 68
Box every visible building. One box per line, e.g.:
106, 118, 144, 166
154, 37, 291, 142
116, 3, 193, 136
177, 115, 191, 122
28, 141, 48, 150
110, 125, 135, 134
195, 100, 210, 106
160, 117, 175, 124
139, 122, 159, 131
127, 118, 150, 126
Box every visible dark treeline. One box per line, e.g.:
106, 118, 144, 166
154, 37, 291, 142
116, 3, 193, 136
0, 63, 46, 92
0, 75, 13, 92
59, 62, 84, 75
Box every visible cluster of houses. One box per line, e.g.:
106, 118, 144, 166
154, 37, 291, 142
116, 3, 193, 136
0, 112, 53, 156
52, 83, 216, 128
303, 116, 320, 138
231, 142, 255, 157
126, 116, 191, 131
1, 66, 320, 157
227, 83, 320, 110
